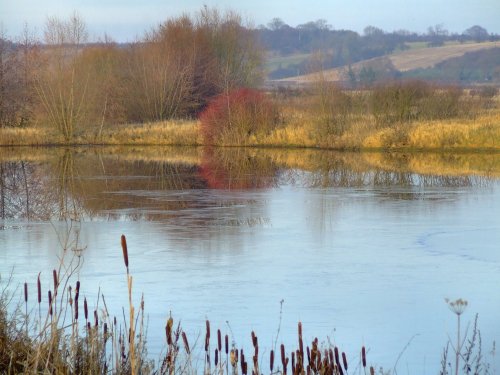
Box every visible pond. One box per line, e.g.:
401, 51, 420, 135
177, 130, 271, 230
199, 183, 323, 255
0, 146, 499, 373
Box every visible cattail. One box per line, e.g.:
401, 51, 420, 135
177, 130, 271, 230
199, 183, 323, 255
225, 334, 229, 354
370, 366, 375, 375
270, 350, 275, 372
37, 273, 41, 304
215, 349, 219, 366
87, 322, 91, 331
166, 317, 173, 345
307, 365, 311, 375
205, 319, 210, 351
84, 297, 88, 321
342, 352, 348, 371
75, 280, 80, 296
182, 331, 190, 354
292, 352, 296, 372
242, 361, 248, 375
104, 322, 108, 335
235, 349, 239, 363
217, 329, 222, 351
281, 344, 286, 368
52, 269, 58, 294
121, 234, 129, 270
24, 282, 28, 303
361, 346, 366, 368
94, 310, 98, 327
329, 349, 334, 365
307, 346, 311, 366
74, 297, 79, 320
251, 331, 257, 347
334, 347, 340, 366
48, 290, 52, 315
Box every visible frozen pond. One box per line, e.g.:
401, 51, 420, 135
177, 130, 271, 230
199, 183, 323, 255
1, 147, 499, 373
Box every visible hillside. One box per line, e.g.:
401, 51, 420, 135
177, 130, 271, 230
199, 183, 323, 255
271, 41, 500, 84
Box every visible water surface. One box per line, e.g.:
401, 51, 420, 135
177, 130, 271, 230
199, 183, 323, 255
1, 147, 499, 373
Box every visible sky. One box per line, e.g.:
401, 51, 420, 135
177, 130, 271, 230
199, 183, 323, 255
2, 0, 500, 42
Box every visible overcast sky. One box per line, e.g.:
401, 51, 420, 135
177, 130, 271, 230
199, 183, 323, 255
2, 0, 500, 42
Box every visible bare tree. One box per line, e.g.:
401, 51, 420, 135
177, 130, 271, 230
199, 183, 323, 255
35, 12, 90, 141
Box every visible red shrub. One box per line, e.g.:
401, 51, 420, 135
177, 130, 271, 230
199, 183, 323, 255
199, 88, 279, 145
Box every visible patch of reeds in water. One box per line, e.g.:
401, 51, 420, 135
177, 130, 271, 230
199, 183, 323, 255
0, 234, 374, 374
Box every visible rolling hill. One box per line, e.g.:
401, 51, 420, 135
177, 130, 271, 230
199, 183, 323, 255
271, 41, 500, 84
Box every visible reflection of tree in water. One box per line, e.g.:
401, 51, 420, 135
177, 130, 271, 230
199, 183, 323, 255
199, 148, 279, 190
0, 149, 495, 223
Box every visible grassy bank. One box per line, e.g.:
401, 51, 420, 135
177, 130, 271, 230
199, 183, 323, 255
2, 110, 499, 151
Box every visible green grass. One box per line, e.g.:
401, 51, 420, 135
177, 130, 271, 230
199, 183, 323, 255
265, 52, 312, 73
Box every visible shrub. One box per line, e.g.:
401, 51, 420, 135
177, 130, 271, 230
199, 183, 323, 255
370, 80, 472, 124
314, 81, 354, 137
199, 88, 280, 145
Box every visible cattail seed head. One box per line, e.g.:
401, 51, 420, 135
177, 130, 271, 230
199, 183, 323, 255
52, 270, 58, 293
94, 310, 98, 327
230, 350, 236, 366
24, 282, 28, 303
121, 234, 129, 269
215, 349, 219, 366
362, 346, 366, 368
270, 350, 274, 372
225, 334, 229, 354
84, 297, 88, 321
37, 273, 41, 304
370, 366, 375, 375
205, 320, 210, 351
281, 344, 286, 367
48, 290, 52, 315
342, 352, 348, 371
182, 331, 190, 354
75, 297, 79, 320
166, 317, 173, 345
217, 329, 222, 351
334, 347, 340, 366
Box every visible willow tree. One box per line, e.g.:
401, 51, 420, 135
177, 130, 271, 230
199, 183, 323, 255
35, 13, 89, 142
123, 7, 264, 122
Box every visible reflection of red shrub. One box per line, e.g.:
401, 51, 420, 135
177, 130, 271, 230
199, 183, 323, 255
200, 88, 279, 145
199, 148, 277, 190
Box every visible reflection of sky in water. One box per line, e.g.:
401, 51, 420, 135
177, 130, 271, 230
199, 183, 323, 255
1, 156, 500, 373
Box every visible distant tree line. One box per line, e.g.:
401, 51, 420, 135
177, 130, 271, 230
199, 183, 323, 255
259, 19, 499, 78
0, 7, 262, 141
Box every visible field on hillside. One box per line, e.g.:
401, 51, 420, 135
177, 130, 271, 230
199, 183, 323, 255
272, 41, 499, 83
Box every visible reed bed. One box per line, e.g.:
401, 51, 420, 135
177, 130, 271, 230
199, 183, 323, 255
0, 234, 374, 375
0, 234, 494, 374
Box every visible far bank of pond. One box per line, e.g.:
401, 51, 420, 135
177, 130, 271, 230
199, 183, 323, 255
1, 110, 499, 151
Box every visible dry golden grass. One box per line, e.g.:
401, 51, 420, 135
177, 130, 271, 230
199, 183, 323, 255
1, 107, 499, 152
0, 126, 64, 146
98, 120, 201, 145
363, 112, 500, 150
